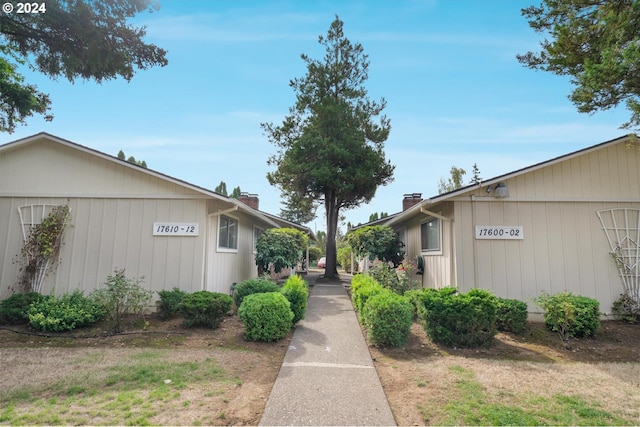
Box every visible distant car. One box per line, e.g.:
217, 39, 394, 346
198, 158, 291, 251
317, 257, 326, 268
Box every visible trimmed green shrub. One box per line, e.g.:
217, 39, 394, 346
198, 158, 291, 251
91, 269, 153, 333
157, 287, 188, 320
28, 291, 106, 332
238, 292, 293, 342
495, 298, 528, 333
350, 274, 378, 296
232, 277, 279, 309
421, 288, 498, 348
0, 292, 45, 325
179, 291, 233, 329
281, 275, 308, 324
536, 292, 600, 341
362, 290, 413, 347
350, 274, 384, 313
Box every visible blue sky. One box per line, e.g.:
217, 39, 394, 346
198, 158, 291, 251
3, 0, 632, 231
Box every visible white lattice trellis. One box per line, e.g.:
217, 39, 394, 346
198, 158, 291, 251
17, 204, 64, 293
597, 208, 640, 305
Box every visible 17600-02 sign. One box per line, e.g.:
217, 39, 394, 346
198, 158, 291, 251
153, 223, 199, 236
475, 226, 523, 240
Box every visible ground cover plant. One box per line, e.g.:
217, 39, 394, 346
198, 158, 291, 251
28, 291, 105, 332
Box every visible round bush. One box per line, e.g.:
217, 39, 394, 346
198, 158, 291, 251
536, 292, 600, 338
495, 298, 528, 333
28, 291, 106, 332
0, 292, 45, 325
363, 291, 413, 347
179, 291, 233, 329
421, 288, 497, 348
281, 275, 308, 324
232, 277, 279, 309
238, 292, 293, 342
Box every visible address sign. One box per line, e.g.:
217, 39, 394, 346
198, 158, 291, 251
153, 223, 199, 236
475, 226, 523, 240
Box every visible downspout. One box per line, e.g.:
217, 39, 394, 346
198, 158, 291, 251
471, 195, 479, 289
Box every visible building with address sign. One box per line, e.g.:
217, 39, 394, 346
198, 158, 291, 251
356, 135, 640, 316
0, 132, 313, 301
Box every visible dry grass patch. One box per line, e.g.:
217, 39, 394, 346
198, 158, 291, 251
0, 314, 289, 426
371, 321, 640, 426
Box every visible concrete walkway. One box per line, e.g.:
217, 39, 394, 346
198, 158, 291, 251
259, 273, 396, 426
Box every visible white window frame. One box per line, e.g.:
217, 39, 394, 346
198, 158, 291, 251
253, 225, 264, 254
395, 226, 407, 253
420, 216, 442, 255
217, 214, 239, 253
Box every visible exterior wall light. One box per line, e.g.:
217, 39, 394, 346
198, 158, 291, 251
494, 182, 510, 198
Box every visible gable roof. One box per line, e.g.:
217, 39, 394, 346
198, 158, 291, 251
366, 134, 637, 228
0, 132, 290, 228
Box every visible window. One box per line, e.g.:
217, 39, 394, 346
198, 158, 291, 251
395, 227, 407, 251
421, 218, 441, 252
218, 215, 238, 250
253, 226, 264, 253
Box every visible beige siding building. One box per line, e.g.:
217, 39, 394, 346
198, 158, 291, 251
374, 135, 640, 316
0, 133, 311, 300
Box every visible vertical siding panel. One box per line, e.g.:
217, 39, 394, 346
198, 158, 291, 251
531, 203, 551, 298
517, 202, 536, 306
560, 203, 581, 292
503, 203, 522, 299
0, 199, 22, 297
489, 202, 508, 296
546, 203, 567, 295
454, 202, 472, 288
576, 204, 597, 299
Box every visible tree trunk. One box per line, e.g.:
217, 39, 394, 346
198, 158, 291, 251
324, 191, 339, 278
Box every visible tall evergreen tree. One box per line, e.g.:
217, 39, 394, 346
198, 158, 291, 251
1, 0, 168, 133
214, 181, 228, 196
263, 17, 394, 277
517, 0, 640, 131
470, 163, 482, 184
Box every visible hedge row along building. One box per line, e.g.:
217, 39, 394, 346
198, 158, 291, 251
359, 135, 640, 317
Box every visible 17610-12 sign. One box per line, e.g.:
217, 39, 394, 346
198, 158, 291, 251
475, 226, 523, 240
153, 223, 199, 236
